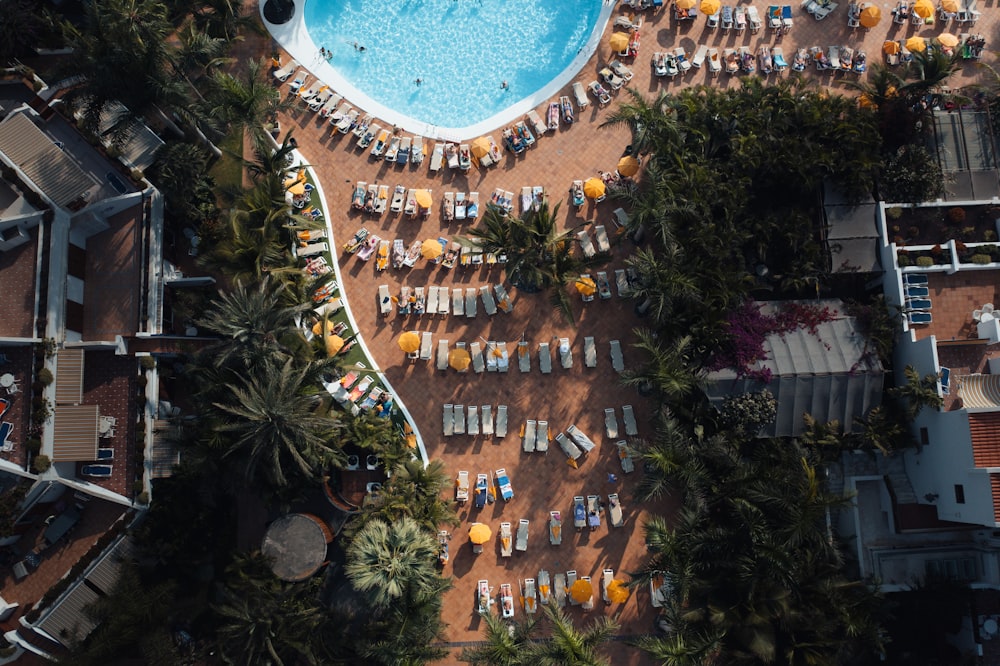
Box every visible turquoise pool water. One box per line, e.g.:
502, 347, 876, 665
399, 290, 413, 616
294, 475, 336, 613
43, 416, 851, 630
302, 0, 602, 132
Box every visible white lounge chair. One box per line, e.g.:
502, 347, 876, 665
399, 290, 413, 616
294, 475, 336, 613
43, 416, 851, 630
523, 419, 537, 453
572, 81, 589, 109
420, 332, 433, 361
577, 230, 597, 257
494, 283, 512, 312
568, 425, 596, 453
518, 341, 531, 372
496, 404, 508, 438
623, 404, 638, 436
480, 286, 497, 315
454, 404, 465, 435
465, 287, 477, 318
567, 570, 579, 605
443, 404, 454, 436
482, 405, 493, 436
557, 432, 583, 460
471, 341, 485, 373
605, 408, 619, 438
549, 512, 562, 545
617, 441, 635, 473
602, 568, 615, 604
436, 339, 449, 371
610, 340, 625, 373
536, 421, 549, 453
500, 522, 513, 557
298, 242, 328, 257
272, 59, 299, 82
437, 286, 450, 316
559, 337, 573, 369
584, 336, 597, 368
539, 342, 552, 374
411, 135, 424, 164
451, 287, 464, 317
515, 519, 529, 552
427, 287, 439, 316
468, 406, 479, 435
594, 225, 611, 252
554, 573, 567, 607
456, 470, 469, 503
609, 494, 624, 527
497, 342, 509, 373
430, 142, 445, 172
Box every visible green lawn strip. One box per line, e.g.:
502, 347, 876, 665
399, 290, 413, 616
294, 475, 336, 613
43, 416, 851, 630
210, 130, 245, 192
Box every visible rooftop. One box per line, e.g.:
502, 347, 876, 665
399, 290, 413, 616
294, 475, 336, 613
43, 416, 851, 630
0, 225, 39, 339
79, 203, 145, 341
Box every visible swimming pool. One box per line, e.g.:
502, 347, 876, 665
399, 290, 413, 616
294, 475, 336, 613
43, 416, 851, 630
270, 0, 611, 139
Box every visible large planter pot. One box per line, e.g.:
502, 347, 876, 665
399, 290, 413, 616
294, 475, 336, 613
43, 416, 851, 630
263, 0, 295, 24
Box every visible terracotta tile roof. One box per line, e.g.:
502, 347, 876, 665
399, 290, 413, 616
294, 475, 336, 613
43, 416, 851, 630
971, 412, 1000, 468
992, 474, 1000, 524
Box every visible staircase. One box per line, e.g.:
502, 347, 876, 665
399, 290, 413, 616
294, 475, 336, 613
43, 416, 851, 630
884, 455, 918, 505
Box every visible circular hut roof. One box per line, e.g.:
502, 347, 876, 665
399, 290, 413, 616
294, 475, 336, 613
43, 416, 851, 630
261, 513, 330, 582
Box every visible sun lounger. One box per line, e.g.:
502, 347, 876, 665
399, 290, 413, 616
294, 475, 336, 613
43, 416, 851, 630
583, 336, 597, 368
468, 406, 479, 435
384, 135, 401, 162
500, 522, 513, 557
272, 59, 299, 82
436, 339, 449, 370
352, 113, 372, 137
617, 441, 635, 473
614, 270, 629, 297
436, 286, 449, 315
411, 135, 424, 164
297, 241, 328, 258
527, 109, 548, 136
419, 332, 433, 361
573, 496, 586, 530
471, 341, 484, 373
622, 404, 638, 436
500, 584, 514, 619
554, 573, 567, 607
377, 284, 392, 316
443, 404, 454, 436
453, 192, 467, 220
568, 425, 596, 453
496, 468, 514, 501
594, 225, 611, 253
286, 69, 308, 93
708, 47, 722, 73
474, 474, 488, 508
297, 81, 323, 102
610, 340, 624, 373
477, 580, 491, 613
442, 191, 455, 222
605, 408, 619, 438
482, 405, 493, 436
523, 419, 537, 453
428, 142, 445, 172
494, 283, 512, 312
601, 569, 615, 605
496, 404, 508, 437
539, 342, 552, 374
577, 230, 597, 258
465, 287, 477, 318
395, 136, 411, 163
308, 88, 333, 111
497, 342, 509, 372
608, 494, 624, 527
456, 470, 469, 503
346, 376, 373, 404
572, 81, 589, 109
557, 432, 583, 460
588, 80, 611, 106
388, 185, 405, 213
449, 288, 463, 317
357, 122, 380, 150
402, 240, 421, 268
454, 404, 465, 434
549, 511, 562, 545
427, 285, 439, 313
413, 286, 426, 315
908, 311, 932, 325
516, 519, 529, 552
82, 464, 113, 477
517, 341, 530, 372
559, 337, 573, 369
472, 287, 495, 317
337, 108, 358, 133
403, 189, 418, 216
536, 421, 549, 453
587, 496, 602, 533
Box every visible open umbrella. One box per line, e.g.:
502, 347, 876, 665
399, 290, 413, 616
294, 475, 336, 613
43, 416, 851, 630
859, 5, 881, 27
421, 238, 443, 259
882, 40, 900, 55
468, 523, 491, 544
575, 277, 597, 296
941, 0, 959, 11
937, 32, 959, 47
570, 579, 593, 603
700, 0, 721, 15
397, 331, 420, 353
470, 137, 490, 158
609, 32, 630, 52
312, 320, 336, 336
583, 178, 606, 199
617, 155, 640, 177
448, 348, 471, 371
288, 181, 306, 196
912, 0, 933, 17
606, 580, 630, 604
415, 189, 432, 208
324, 334, 345, 356
905, 35, 927, 52
676, 0, 696, 8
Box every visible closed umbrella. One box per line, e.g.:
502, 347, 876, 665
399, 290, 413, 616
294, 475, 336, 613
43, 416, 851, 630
617, 155, 640, 177
448, 348, 471, 371
415, 189, 432, 208
470, 137, 490, 158
882, 40, 900, 55
937, 32, 959, 47
859, 5, 881, 27
676, 0, 696, 8
609, 32, 630, 52
397, 331, 420, 353
700, 0, 721, 14
606, 580, 630, 604
583, 178, 606, 199
570, 579, 593, 603
905, 35, 927, 52
941, 0, 958, 11
468, 523, 491, 544
575, 277, 596, 296
324, 334, 345, 356
421, 238, 442, 259
912, 0, 933, 18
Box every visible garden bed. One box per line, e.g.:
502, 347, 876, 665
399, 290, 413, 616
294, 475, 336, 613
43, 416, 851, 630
886, 204, 1000, 246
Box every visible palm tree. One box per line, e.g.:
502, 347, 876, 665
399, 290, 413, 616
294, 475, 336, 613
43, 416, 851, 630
460, 612, 538, 665
387, 459, 461, 532
621, 330, 701, 403
528, 603, 618, 666
208, 57, 286, 141
889, 364, 944, 418
345, 517, 442, 610
599, 88, 681, 159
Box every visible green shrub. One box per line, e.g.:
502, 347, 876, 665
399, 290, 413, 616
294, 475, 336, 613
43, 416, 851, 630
32, 455, 51, 473
897, 254, 911, 267
915, 256, 935, 267
36, 368, 53, 386
886, 207, 904, 220
971, 254, 993, 265
985, 230, 997, 242
139, 356, 156, 370
136, 491, 150, 505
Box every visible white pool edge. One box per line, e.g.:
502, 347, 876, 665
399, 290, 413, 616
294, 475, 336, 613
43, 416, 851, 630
293, 147, 430, 467
262, 1, 617, 142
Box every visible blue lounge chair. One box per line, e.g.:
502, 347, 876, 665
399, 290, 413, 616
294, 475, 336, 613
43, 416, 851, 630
907, 298, 932, 310
0, 422, 11, 449
904, 274, 929, 285
81, 464, 112, 477
905, 285, 929, 297
907, 311, 932, 325
97, 448, 114, 460
940, 367, 950, 395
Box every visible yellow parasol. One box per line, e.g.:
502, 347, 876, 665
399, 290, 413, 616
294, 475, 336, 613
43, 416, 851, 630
905, 35, 927, 52
421, 238, 443, 259
700, 0, 721, 14
566, 458, 579, 469
415, 189, 432, 208
575, 276, 597, 296
606, 580, 630, 604
468, 523, 491, 544
403, 421, 417, 449
617, 155, 640, 177
583, 178, 606, 199
448, 348, 471, 371
941, 0, 959, 11
882, 40, 900, 55
937, 32, 959, 47
912, 0, 933, 17
288, 181, 306, 196
570, 579, 593, 603
324, 334, 345, 356
676, 0, 696, 8
609, 32, 630, 52
470, 136, 491, 158
312, 320, 336, 336
859, 5, 881, 27
397, 331, 420, 353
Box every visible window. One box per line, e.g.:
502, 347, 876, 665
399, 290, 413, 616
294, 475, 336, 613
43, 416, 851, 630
955, 484, 966, 504
920, 427, 929, 446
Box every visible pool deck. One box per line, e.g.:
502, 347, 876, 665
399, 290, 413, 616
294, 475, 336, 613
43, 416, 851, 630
262, 1, 995, 661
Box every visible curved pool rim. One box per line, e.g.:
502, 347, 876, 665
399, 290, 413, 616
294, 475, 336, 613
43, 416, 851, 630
262, 1, 616, 142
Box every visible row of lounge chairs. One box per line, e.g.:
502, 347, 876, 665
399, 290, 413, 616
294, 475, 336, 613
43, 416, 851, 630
477, 562, 625, 618
386, 284, 513, 318
577, 226, 612, 257
444, 404, 508, 438
441, 191, 481, 221
273, 62, 376, 138
604, 405, 640, 439
517, 338, 623, 373
326, 372, 393, 417
808, 46, 867, 73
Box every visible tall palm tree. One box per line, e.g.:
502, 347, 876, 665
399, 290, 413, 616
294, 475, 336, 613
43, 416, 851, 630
208, 57, 286, 141
889, 364, 944, 418
621, 330, 701, 404
600, 88, 681, 159
460, 612, 538, 665
528, 603, 618, 666
345, 517, 442, 610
